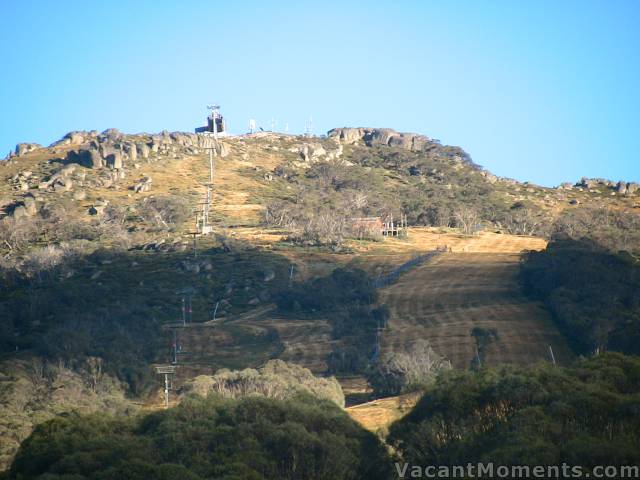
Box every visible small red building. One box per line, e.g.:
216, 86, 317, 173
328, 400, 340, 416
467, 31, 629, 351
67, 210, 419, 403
350, 217, 384, 239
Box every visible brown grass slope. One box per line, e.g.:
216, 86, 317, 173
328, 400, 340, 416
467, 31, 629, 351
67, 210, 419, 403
379, 249, 574, 369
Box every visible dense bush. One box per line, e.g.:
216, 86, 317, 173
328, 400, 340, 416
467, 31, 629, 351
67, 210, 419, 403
388, 354, 640, 469
0, 358, 134, 472
0, 247, 164, 394
276, 268, 385, 373
521, 238, 640, 355
0, 243, 291, 394
266, 161, 394, 246
0, 216, 40, 251
8, 395, 393, 480
276, 267, 375, 316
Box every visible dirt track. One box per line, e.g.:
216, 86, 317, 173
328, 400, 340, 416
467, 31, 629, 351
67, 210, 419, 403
379, 251, 573, 368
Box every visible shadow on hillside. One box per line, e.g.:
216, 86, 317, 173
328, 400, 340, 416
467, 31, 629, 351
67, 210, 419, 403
0, 238, 295, 393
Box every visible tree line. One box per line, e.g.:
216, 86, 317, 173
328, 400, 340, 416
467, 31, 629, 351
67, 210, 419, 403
6, 354, 640, 479
6, 394, 392, 480
520, 207, 640, 356
389, 353, 640, 471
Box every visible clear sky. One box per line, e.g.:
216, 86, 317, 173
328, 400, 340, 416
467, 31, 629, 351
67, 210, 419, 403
0, 0, 638, 186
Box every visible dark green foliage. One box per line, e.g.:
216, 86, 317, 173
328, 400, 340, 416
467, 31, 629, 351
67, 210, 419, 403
276, 267, 375, 315
388, 354, 640, 469
276, 268, 383, 373
0, 245, 291, 394
470, 327, 499, 368
346, 145, 521, 229
0, 249, 164, 394
9, 395, 392, 480
521, 238, 640, 355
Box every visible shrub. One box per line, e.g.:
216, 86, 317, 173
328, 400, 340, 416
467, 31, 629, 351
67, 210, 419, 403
552, 207, 640, 253
9, 395, 393, 480
388, 354, 640, 469
367, 340, 451, 396
135, 195, 190, 231
180, 360, 345, 407
0, 216, 40, 251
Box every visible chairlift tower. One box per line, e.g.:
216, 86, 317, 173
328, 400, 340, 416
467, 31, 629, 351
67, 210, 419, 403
209, 104, 220, 136
178, 287, 195, 325
195, 103, 225, 236
171, 328, 181, 364
155, 365, 176, 408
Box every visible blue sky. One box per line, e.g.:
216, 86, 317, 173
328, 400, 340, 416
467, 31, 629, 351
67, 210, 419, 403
0, 0, 638, 186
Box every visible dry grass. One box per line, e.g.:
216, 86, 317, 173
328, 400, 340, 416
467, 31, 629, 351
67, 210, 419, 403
346, 393, 420, 434
378, 252, 574, 368
170, 228, 564, 377
348, 227, 547, 255
260, 317, 333, 373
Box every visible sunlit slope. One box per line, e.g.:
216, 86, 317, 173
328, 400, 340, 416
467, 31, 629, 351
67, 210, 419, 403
378, 248, 573, 368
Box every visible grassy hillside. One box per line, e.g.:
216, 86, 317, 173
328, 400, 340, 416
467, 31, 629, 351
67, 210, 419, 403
1, 127, 639, 470
379, 250, 574, 370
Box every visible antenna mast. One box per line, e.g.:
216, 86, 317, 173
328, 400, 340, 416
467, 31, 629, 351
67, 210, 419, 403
305, 116, 314, 137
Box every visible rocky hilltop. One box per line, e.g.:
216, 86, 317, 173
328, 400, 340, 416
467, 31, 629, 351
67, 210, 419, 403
7, 128, 227, 169
2, 126, 639, 228
1, 129, 232, 220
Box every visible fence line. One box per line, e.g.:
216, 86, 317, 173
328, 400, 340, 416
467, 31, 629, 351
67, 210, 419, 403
372, 246, 446, 289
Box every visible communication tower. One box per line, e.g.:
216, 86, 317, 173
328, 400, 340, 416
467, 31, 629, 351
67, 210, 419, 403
305, 116, 314, 137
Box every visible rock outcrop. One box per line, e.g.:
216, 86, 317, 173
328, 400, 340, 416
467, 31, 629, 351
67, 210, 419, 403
328, 127, 477, 170
50, 128, 231, 174
50, 130, 98, 147
7, 195, 38, 218
14, 143, 42, 156
575, 178, 639, 195
616, 181, 639, 195
10, 170, 36, 192
328, 127, 433, 153
131, 176, 152, 193
64, 148, 102, 169
88, 199, 109, 216
299, 143, 326, 162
